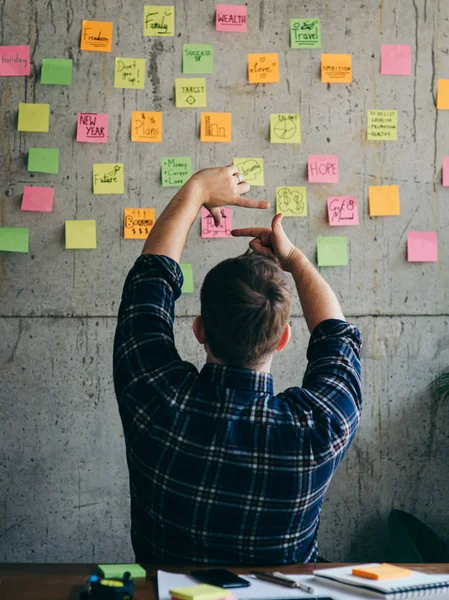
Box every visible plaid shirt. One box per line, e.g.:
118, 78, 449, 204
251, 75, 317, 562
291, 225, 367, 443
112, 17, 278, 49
114, 254, 362, 564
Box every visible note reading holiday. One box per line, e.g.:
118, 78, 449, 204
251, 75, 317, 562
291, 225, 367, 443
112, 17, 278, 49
0, 45, 30, 76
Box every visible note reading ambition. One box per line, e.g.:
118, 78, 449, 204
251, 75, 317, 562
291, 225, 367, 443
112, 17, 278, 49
321, 54, 352, 83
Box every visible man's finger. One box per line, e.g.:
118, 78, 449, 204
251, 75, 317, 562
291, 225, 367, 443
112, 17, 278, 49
231, 227, 270, 238
237, 182, 251, 194
226, 164, 238, 175
235, 197, 271, 209
208, 207, 222, 227
249, 239, 275, 258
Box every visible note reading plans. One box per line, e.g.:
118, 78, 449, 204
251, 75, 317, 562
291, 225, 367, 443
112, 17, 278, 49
322, 54, 352, 83
0, 45, 30, 76
65, 220, 97, 249
201, 207, 232, 238
308, 155, 339, 183
41, 58, 72, 85
114, 58, 146, 89
270, 114, 301, 143
233, 158, 264, 186
248, 53, 279, 84
183, 44, 213, 74
317, 236, 348, 267
407, 232, 438, 263
276, 187, 307, 217
367, 110, 397, 141
176, 78, 207, 107
161, 157, 192, 187
18, 103, 50, 132
77, 113, 108, 143
93, 163, 124, 194
381, 44, 411, 75
216, 4, 247, 32
290, 19, 321, 49
200, 112, 231, 142
28, 148, 59, 174
144, 6, 175, 36
0, 228, 29, 253
80, 20, 113, 52
180, 263, 194, 293
369, 185, 400, 216
21, 186, 54, 212
124, 209, 156, 239
131, 112, 162, 142
327, 196, 359, 226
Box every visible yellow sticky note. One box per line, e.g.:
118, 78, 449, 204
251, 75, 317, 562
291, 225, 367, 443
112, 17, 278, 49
144, 5, 174, 36
131, 112, 162, 142
80, 20, 113, 52
200, 112, 231, 142
233, 158, 264, 186
367, 110, 398, 141
369, 185, 400, 216
93, 163, 124, 194
18, 103, 50, 132
124, 208, 156, 239
270, 114, 301, 143
437, 79, 449, 109
114, 58, 146, 89
322, 53, 352, 83
175, 78, 207, 108
65, 220, 97, 249
276, 186, 307, 216
248, 53, 279, 84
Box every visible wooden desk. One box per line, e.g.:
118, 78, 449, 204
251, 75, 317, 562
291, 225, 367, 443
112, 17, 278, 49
0, 564, 448, 600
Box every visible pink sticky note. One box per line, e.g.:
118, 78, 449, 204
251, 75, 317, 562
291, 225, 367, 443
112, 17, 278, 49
327, 196, 359, 226
381, 44, 411, 75
77, 113, 108, 143
21, 186, 54, 212
442, 157, 449, 187
201, 207, 232, 238
308, 155, 339, 183
216, 4, 247, 32
407, 232, 438, 262
0, 45, 30, 76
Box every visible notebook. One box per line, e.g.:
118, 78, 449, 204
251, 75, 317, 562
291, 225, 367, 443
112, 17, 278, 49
314, 564, 449, 598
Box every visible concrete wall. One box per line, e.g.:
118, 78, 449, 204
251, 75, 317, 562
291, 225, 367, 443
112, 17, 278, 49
1, 0, 448, 562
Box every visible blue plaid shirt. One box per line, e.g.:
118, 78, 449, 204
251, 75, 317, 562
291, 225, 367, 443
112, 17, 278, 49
113, 254, 362, 564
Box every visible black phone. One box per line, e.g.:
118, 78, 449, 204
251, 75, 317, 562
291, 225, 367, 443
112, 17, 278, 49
190, 569, 251, 589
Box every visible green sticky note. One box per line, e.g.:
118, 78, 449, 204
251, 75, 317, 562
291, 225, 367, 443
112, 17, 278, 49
180, 263, 194, 293
182, 44, 213, 74
233, 158, 264, 186
18, 103, 50, 132
317, 236, 348, 267
367, 109, 398, 141
290, 18, 321, 49
161, 157, 192, 187
270, 114, 301, 143
41, 58, 73, 85
276, 186, 307, 216
0, 228, 29, 253
28, 148, 59, 174
98, 564, 146, 579
65, 220, 97, 249
175, 78, 206, 108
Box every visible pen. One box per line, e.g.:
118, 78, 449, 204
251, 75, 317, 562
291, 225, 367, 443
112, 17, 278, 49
251, 572, 316, 595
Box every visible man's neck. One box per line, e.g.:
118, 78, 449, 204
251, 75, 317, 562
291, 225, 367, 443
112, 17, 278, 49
205, 353, 273, 374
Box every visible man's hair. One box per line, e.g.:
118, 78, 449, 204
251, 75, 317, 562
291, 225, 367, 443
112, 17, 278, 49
200, 253, 292, 368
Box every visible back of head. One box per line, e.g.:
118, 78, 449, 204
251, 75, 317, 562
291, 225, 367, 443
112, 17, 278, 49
200, 253, 292, 369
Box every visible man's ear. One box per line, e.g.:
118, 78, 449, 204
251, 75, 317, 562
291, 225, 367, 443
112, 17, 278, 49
276, 323, 291, 352
193, 315, 206, 345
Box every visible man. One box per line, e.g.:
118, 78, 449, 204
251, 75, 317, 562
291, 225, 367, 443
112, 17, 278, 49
113, 165, 362, 564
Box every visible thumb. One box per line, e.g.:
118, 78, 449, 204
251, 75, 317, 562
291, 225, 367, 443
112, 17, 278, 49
272, 212, 286, 236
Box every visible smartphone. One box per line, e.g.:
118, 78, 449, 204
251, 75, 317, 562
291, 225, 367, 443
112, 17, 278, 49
190, 569, 251, 589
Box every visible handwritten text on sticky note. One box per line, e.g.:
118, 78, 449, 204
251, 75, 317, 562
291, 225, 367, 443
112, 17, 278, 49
183, 44, 213, 74
200, 112, 231, 142
21, 186, 54, 212
144, 6, 174, 36
161, 157, 192, 187
290, 19, 321, 49
77, 113, 108, 143
407, 232, 438, 262
233, 158, 264, 186
18, 103, 50, 132
114, 58, 145, 89
327, 196, 359, 226
131, 112, 162, 142
270, 114, 301, 144
276, 187, 307, 217
65, 220, 97, 249
322, 54, 352, 83
248, 53, 279, 84
0, 45, 30, 76
381, 44, 411, 75
317, 236, 348, 267
369, 185, 400, 216
201, 207, 232, 238
80, 20, 113, 52
216, 4, 247, 32
308, 155, 339, 183
176, 78, 207, 107
367, 110, 397, 141
93, 163, 124, 194
124, 208, 155, 239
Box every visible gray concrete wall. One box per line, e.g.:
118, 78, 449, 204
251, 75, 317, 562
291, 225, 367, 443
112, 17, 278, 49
1, 0, 448, 562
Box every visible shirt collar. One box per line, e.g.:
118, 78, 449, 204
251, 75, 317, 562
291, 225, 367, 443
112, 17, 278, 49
199, 363, 273, 394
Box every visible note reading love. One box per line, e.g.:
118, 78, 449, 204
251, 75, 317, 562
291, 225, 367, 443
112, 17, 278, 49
248, 53, 279, 84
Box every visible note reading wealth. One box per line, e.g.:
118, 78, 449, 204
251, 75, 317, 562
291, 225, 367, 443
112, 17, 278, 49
144, 6, 174, 36
248, 53, 279, 84
175, 78, 207, 107
93, 163, 124, 194
327, 197, 359, 226
77, 113, 108, 143
201, 207, 232, 238
233, 158, 264, 186
161, 157, 192, 187
114, 58, 146, 89
290, 19, 321, 49
367, 110, 397, 141
216, 4, 247, 32
0, 45, 30, 76
80, 20, 113, 52
200, 112, 231, 142
321, 54, 352, 83
276, 187, 307, 217
131, 112, 162, 142
124, 209, 156, 239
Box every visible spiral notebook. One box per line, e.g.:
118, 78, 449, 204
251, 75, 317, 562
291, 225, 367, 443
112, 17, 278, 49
313, 564, 449, 598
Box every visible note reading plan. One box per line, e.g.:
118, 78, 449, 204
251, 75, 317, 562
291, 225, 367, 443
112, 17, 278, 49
161, 157, 192, 187
93, 163, 124, 194
175, 78, 207, 107
367, 110, 398, 140
290, 19, 321, 49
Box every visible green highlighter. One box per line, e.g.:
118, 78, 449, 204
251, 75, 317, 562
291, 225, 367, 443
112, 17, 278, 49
97, 564, 146, 579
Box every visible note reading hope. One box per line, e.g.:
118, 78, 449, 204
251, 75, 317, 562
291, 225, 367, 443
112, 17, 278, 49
308, 155, 339, 183
201, 207, 232, 238
0, 45, 30, 76
216, 4, 247, 32
77, 113, 108, 143
327, 196, 359, 226
248, 53, 279, 84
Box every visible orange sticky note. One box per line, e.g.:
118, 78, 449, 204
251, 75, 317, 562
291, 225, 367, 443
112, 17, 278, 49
80, 20, 113, 52
353, 564, 412, 581
248, 53, 279, 84
131, 111, 162, 142
124, 208, 156, 239
200, 112, 231, 142
437, 79, 449, 109
369, 185, 400, 216
322, 53, 352, 83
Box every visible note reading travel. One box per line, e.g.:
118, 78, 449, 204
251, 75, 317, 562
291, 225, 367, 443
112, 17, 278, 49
327, 196, 359, 226
233, 158, 264, 186
0, 45, 30, 76
200, 112, 231, 142
21, 186, 54, 212
369, 185, 400, 216
270, 114, 301, 143
18, 103, 50, 132
248, 53, 279, 83
93, 163, 124, 194
131, 112, 162, 142
276, 187, 307, 216
175, 78, 207, 107
290, 19, 321, 49
114, 58, 146, 89
124, 209, 156, 239
183, 44, 213, 74
407, 232, 438, 263
367, 110, 397, 140
201, 207, 232, 238
77, 113, 108, 143
144, 6, 174, 36
41, 58, 72, 85
317, 236, 348, 267
381, 44, 411, 75
80, 20, 113, 52
321, 54, 352, 83
28, 148, 59, 174
308, 155, 339, 183
161, 157, 192, 187
216, 4, 247, 32
65, 220, 97, 249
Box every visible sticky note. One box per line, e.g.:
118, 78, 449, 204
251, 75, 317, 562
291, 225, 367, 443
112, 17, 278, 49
41, 58, 72, 85
176, 78, 207, 108
161, 157, 192, 187
98, 565, 146, 579
308, 155, 339, 183
437, 80, 449, 110
170, 585, 233, 600
317, 236, 348, 267
290, 19, 321, 49
352, 565, 412, 580
0, 228, 29, 253
200, 112, 231, 142
216, 4, 247, 32
276, 187, 307, 217
407, 232, 438, 263
180, 263, 194, 293
183, 44, 213, 74
21, 186, 54, 212
80, 20, 113, 52
131, 112, 162, 142
18, 103, 50, 132
0, 45, 30, 76
124, 208, 156, 239
65, 220, 97, 249
322, 53, 352, 83
381, 45, 411, 75
28, 148, 59, 174
327, 196, 359, 226
114, 58, 146, 89
144, 6, 174, 36
369, 185, 400, 216
77, 113, 108, 143
270, 114, 301, 144
367, 110, 397, 141
201, 207, 232, 238
248, 53, 279, 84
233, 158, 264, 186
442, 157, 449, 187
93, 163, 124, 194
